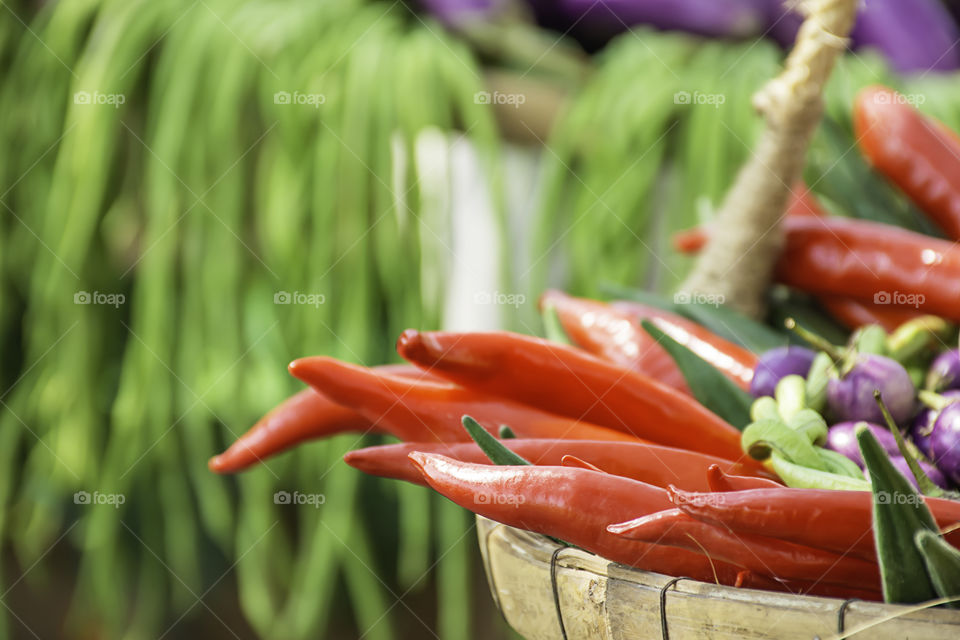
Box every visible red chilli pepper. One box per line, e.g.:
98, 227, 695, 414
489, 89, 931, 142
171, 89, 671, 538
344, 439, 769, 491
610, 300, 757, 390
560, 455, 605, 473
667, 486, 960, 563
407, 452, 745, 586
209, 364, 431, 473
608, 508, 881, 591
705, 464, 783, 492
539, 290, 691, 393
856, 85, 960, 240
674, 216, 960, 320
817, 296, 921, 333
209, 389, 368, 473
396, 329, 748, 461
774, 216, 960, 320
289, 357, 642, 444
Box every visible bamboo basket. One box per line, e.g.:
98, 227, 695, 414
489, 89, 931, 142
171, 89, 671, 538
476, 516, 960, 639
468, 3, 960, 638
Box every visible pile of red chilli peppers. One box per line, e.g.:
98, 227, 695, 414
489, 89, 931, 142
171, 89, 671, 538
210, 86, 960, 607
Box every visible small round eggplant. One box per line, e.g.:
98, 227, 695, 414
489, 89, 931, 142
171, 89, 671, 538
889, 456, 950, 490
827, 421, 898, 468
927, 349, 960, 392
929, 402, 960, 485
750, 346, 817, 398
826, 354, 915, 425
910, 390, 960, 459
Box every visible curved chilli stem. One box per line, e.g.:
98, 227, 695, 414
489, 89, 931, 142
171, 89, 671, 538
679, 0, 859, 319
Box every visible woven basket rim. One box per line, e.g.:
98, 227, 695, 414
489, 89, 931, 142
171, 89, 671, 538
476, 515, 960, 640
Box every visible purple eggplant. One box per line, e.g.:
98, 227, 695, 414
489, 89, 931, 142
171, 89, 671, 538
930, 402, 960, 485
768, 0, 960, 73
418, 0, 506, 26
912, 408, 937, 459
888, 456, 950, 490
911, 390, 960, 459
826, 421, 898, 468
554, 0, 767, 37
750, 345, 817, 398
764, 1, 803, 49
826, 354, 915, 425
850, 0, 960, 73
526, 0, 770, 49
928, 349, 960, 392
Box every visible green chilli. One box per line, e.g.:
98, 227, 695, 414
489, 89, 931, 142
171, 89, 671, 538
741, 419, 826, 470
859, 426, 938, 604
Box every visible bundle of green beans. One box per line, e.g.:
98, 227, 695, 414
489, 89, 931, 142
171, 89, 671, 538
528, 33, 781, 304
4, 1, 960, 638
0, 1, 500, 638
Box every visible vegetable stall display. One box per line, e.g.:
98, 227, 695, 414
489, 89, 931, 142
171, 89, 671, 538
208, 0, 960, 634
7, 0, 960, 637
213, 296, 960, 610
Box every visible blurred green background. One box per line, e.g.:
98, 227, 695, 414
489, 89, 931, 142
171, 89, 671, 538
3, 0, 960, 638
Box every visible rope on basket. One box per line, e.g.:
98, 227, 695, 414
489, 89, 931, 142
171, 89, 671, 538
659, 576, 693, 640
837, 598, 860, 633
550, 547, 569, 640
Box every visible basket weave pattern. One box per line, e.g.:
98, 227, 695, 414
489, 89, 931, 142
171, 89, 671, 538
476, 517, 960, 640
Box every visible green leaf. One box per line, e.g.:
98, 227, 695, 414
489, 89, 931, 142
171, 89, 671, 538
806, 117, 942, 236
767, 287, 849, 347
915, 530, 960, 608
462, 416, 530, 466
497, 425, 516, 439
858, 427, 939, 604
681, 302, 785, 354
639, 319, 752, 429
598, 284, 679, 311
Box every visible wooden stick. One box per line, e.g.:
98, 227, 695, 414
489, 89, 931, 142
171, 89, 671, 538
679, 0, 859, 318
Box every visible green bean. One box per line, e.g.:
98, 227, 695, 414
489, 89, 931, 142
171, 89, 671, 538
17, 0, 165, 570
273, 15, 386, 638
329, 441, 395, 640
82, 0, 206, 621
274, 442, 340, 638
435, 497, 470, 640
183, 20, 253, 551
236, 471, 284, 637
368, 30, 435, 589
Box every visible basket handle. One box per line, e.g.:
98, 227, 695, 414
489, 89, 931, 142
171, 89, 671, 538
679, 0, 859, 319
